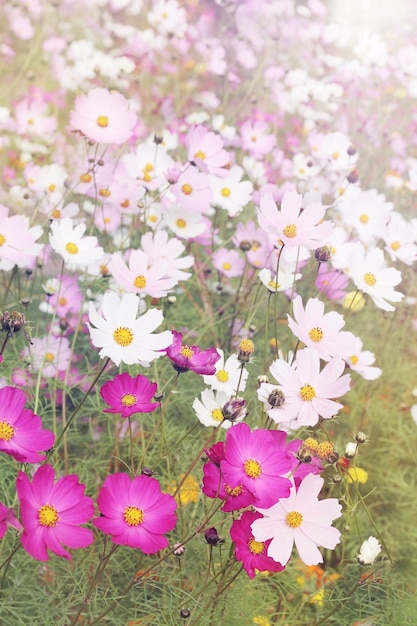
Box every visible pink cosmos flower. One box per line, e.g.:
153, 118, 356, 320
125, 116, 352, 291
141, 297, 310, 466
0, 386, 54, 463
252, 474, 342, 566
70, 87, 137, 144
41, 275, 83, 318
0, 204, 43, 271
257, 191, 333, 250
93, 473, 177, 553
165, 330, 221, 375
240, 119, 277, 159
220, 423, 293, 508
108, 250, 178, 298
14, 98, 57, 136
186, 125, 230, 176
100, 372, 161, 418
21, 335, 71, 379
212, 248, 246, 278
0, 502, 22, 538
287, 296, 355, 360
264, 348, 351, 428
202, 458, 254, 512
168, 167, 212, 213
315, 267, 349, 301
16, 464, 94, 561
140, 230, 194, 283
230, 510, 285, 578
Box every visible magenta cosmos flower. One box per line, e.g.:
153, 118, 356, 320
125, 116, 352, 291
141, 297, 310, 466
165, 330, 221, 375
230, 511, 285, 578
252, 474, 342, 567
0, 502, 21, 538
0, 386, 54, 463
93, 473, 177, 553
220, 423, 293, 508
16, 464, 94, 561
70, 87, 137, 144
100, 372, 161, 418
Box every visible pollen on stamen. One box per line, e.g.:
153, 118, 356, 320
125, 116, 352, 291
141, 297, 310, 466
283, 224, 297, 238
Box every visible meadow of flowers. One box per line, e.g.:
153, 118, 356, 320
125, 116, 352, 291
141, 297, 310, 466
0, 0, 417, 624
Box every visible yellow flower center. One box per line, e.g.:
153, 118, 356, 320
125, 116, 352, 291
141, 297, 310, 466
304, 437, 319, 452
180, 345, 194, 359
221, 187, 231, 197
144, 163, 154, 172
65, 242, 79, 255
121, 199, 130, 208
133, 275, 147, 289
268, 280, 280, 290
58, 297, 67, 306
239, 339, 254, 354
181, 184, 193, 195
211, 408, 223, 422
216, 369, 229, 383
176, 218, 187, 229
390, 241, 400, 251
317, 441, 334, 459
0, 421, 15, 441
308, 327, 324, 343
243, 459, 262, 479
51, 209, 61, 219
27, 118, 34, 125
300, 384, 316, 401
96, 115, 109, 128
48, 184, 56, 192
283, 224, 297, 238
121, 393, 137, 407
286, 511, 303, 528
99, 188, 111, 197
0, 234, 6, 246
332, 151, 339, 160
38, 504, 59, 527
113, 327, 134, 346
80, 172, 92, 183
194, 150, 206, 160
123, 506, 144, 526
45, 352, 55, 362
248, 538, 265, 555
359, 214, 369, 223
364, 272, 377, 286
222, 262, 232, 271
349, 355, 358, 365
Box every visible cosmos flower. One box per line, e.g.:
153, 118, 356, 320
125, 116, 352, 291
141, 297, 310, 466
202, 349, 248, 396
100, 372, 161, 418
357, 536, 381, 565
230, 510, 285, 578
165, 330, 220, 375
93, 473, 177, 553
0, 386, 55, 464
0, 204, 44, 271
16, 464, 94, 561
49, 217, 104, 269
252, 474, 342, 566
87, 291, 172, 367
70, 87, 137, 144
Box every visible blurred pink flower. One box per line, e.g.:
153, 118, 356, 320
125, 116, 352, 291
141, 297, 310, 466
0, 204, 43, 271
186, 125, 230, 176
70, 87, 137, 144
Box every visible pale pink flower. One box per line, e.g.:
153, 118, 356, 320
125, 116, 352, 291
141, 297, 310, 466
163, 206, 206, 240
168, 167, 212, 213
240, 119, 277, 159
288, 296, 355, 360
383, 213, 417, 266
263, 348, 351, 428
258, 191, 333, 250
0, 204, 43, 271
22, 335, 72, 379
108, 250, 178, 298
186, 126, 230, 177
124, 142, 174, 191
346, 243, 403, 312
140, 230, 194, 282
252, 474, 342, 566
344, 337, 381, 381
14, 98, 57, 136
212, 248, 245, 278
70, 88, 137, 145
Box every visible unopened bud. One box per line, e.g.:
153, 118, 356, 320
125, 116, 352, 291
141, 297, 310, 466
268, 389, 285, 407
222, 397, 247, 423
257, 374, 269, 386
1, 311, 26, 336
180, 608, 191, 619
173, 542, 185, 557
347, 169, 359, 184
204, 527, 224, 546
239, 240, 252, 252
355, 431, 367, 444
315, 245, 332, 263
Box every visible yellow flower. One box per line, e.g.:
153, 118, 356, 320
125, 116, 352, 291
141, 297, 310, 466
347, 466, 368, 484
342, 291, 365, 312
166, 473, 200, 504
253, 617, 271, 626
309, 588, 325, 606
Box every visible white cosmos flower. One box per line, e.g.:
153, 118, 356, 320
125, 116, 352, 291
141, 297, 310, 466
192, 389, 235, 429
49, 217, 104, 269
357, 536, 381, 565
87, 291, 172, 366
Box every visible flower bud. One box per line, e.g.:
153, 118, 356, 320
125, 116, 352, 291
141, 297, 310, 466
180, 608, 191, 619
345, 442, 357, 459
357, 536, 381, 565
257, 374, 269, 386
222, 397, 247, 423
173, 542, 185, 557
268, 389, 285, 407
355, 431, 367, 444
204, 527, 224, 546
1, 311, 26, 336
141, 467, 154, 478
237, 338, 255, 363
314, 245, 332, 263
239, 240, 252, 252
